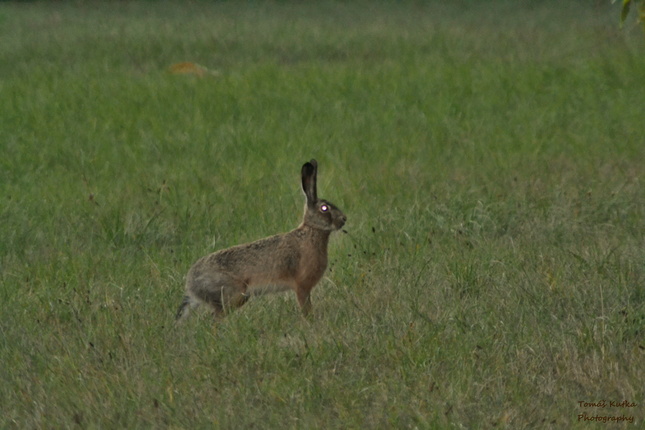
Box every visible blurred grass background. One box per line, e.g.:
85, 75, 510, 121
0, 1, 643, 428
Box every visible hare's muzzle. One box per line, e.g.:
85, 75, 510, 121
335, 214, 347, 230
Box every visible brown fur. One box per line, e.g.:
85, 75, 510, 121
176, 159, 346, 321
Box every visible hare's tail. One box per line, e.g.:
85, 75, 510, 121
175, 295, 197, 321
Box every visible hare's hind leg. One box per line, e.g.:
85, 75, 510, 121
189, 270, 249, 318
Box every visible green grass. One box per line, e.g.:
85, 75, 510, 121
1, 1, 644, 428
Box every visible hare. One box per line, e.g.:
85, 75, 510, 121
176, 159, 346, 321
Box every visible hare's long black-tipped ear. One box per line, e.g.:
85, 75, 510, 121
301, 159, 318, 204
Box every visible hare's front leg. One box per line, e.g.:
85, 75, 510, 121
295, 286, 313, 316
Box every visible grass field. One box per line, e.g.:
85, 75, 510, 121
1, 1, 644, 428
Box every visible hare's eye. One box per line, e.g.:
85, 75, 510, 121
320, 204, 329, 213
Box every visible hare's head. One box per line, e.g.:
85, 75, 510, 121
301, 160, 346, 231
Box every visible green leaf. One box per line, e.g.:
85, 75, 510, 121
620, 0, 631, 27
